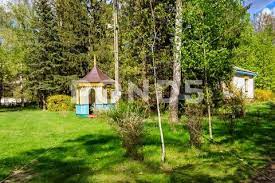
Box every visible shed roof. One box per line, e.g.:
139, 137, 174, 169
234, 66, 257, 77
80, 66, 115, 85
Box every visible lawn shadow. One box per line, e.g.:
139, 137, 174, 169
0, 147, 93, 183
1, 103, 274, 182
168, 102, 275, 182
144, 122, 188, 147
170, 164, 244, 183
215, 102, 274, 154
0, 105, 38, 113
208, 102, 275, 181
0, 133, 125, 183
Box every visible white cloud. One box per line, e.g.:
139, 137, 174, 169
262, 7, 272, 15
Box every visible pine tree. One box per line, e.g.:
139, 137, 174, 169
56, 0, 90, 82
55, 0, 112, 93
27, 0, 62, 109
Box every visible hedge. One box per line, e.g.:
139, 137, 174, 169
47, 95, 74, 112
255, 89, 274, 101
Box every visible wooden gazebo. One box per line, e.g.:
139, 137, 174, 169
75, 57, 116, 117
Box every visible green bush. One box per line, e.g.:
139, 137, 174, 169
220, 85, 246, 119
108, 101, 147, 160
255, 89, 274, 101
47, 95, 74, 112
219, 86, 246, 135
183, 103, 203, 147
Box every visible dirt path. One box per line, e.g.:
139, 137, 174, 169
251, 161, 275, 183
272, 162, 275, 182
1, 168, 36, 183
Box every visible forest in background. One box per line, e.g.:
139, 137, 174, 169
0, 1, 274, 181
0, 0, 274, 108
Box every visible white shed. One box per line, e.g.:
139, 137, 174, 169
232, 67, 257, 99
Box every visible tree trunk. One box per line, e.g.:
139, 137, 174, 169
169, 0, 182, 123
0, 64, 3, 106
150, 0, 166, 162
205, 84, 213, 139
20, 75, 25, 107
203, 46, 213, 140
0, 81, 3, 106
113, 0, 120, 97
42, 94, 46, 111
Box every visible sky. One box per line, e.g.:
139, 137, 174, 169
244, 0, 275, 15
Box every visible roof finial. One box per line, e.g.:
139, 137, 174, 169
94, 54, 97, 67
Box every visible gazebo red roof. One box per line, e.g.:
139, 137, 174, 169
81, 66, 115, 84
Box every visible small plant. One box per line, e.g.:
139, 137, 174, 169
222, 85, 246, 118
108, 101, 147, 160
219, 85, 246, 135
184, 103, 203, 147
47, 95, 74, 112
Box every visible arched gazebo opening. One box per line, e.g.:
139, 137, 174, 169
89, 88, 96, 114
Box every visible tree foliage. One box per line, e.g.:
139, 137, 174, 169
0, 3, 33, 103
233, 24, 275, 90
119, 0, 174, 94
181, 0, 248, 92
27, 0, 62, 108
0, 0, 273, 109
27, 0, 113, 107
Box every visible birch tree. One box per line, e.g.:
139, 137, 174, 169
169, 0, 182, 123
150, 0, 165, 162
181, 0, 248, 139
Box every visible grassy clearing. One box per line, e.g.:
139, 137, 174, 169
0, 102, 274, 182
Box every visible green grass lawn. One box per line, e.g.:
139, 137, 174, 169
0, 102, 274, 183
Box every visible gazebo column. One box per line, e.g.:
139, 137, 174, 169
76, 87, 81, 105
75, 87, 90, 117
94, 86, 108, 109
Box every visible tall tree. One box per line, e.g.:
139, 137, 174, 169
0, 46, 8, 104
181, 0, 248, 139
10, 3, 34, 106
0, 6, 9, 104
28, 0, 62, 109
55, 0, 90, 93
55, 0, 113, 93
113, 0, 120, 97
169, 0, 182, 123
0, 3, 33, 105
149, 0, 165, 162
119, 0, 175, 161
233, 23, 275, 90
253, 10, 274, 32
119, 0, 174, 101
